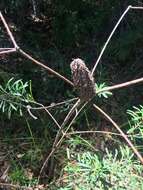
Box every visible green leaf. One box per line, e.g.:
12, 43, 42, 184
0, 78, 34, 118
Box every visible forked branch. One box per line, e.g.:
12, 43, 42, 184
0, 12, 73, 87
38, 98, 81, 178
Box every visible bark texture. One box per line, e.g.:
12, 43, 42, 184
70, 58, 96, 101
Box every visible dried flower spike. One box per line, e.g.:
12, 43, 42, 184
70, 58, 96, 101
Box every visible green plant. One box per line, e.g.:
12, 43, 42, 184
95, 83, 112, 98
0, 78, 34, 118
127, 105, 143, 125
56, 146, 143, 190
10, 165, 38, 187
127, 105, 143, 145
127, 105, 143, 135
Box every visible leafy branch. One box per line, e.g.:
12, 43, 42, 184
0, 78, 34, 118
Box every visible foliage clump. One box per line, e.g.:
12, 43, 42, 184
56, 147, 143, 190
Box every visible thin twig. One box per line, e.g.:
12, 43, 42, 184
50, 99, 81, 156
56, 102, 88, 148
0, 48, 13, 50
29, 102, 61, 130
0, 12, 18, 48
40, 105, 61, 130
38, 98, 81, 178
67, 130, 123, 136
27, 105, 38, 120
93, 104, 143, 164
131, 6, 143, 9
27, 98, 79, 130
18, 49, 73, 86
67, 130, 143, 138
29, 98, 78, 110
91, 5, 143, 75
97, 77, 143, 93
0, 11, 73, 87
0, 48, 16, 55
44, 101, 88, 178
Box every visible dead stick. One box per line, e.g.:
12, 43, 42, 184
27, 103, 61, 130
67, 130, 142, 138
38, 99, 82, 179
97, 77, 143, 93
93, 104, 143, 164
29, 98, 78, 110
0, 12, 18, 48
18, 48, 73, 86
56, 102, 88, 148
0, 11, 73, 87
0, 48, 16, 55
52, 99, 81, 146
91, 5, 143, 75
67, 130, 123, 136
45, 101, 88, 177
0, 48, 13, 50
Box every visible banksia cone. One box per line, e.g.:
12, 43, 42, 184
70, 58, 96, 101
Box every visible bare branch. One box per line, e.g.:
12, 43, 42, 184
27, 105, 38, 120
131, 6, 143, 10
28, 102, 61, 130
0, 48, 16, 55
97, 77, 143, 93
40, 105, 61, 130
67, 130, 123, 136
93, 104, 143, 165
18, 49, 73, 86
91, 5, 143, 75
0, 12, 18, 48
67, 130, 142, 138
0, 48, 13, 50
56, 102, 88, 148
29, 98, 78, 110
0, 11, 73, 87
39, 98, 82, 178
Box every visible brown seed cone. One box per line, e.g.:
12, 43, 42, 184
70, 58, 96, 101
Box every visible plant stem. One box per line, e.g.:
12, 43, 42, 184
93, 104, 143, 165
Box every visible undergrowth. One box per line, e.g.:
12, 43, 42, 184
0, 78, 143, 189
53, 146, 143, 190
